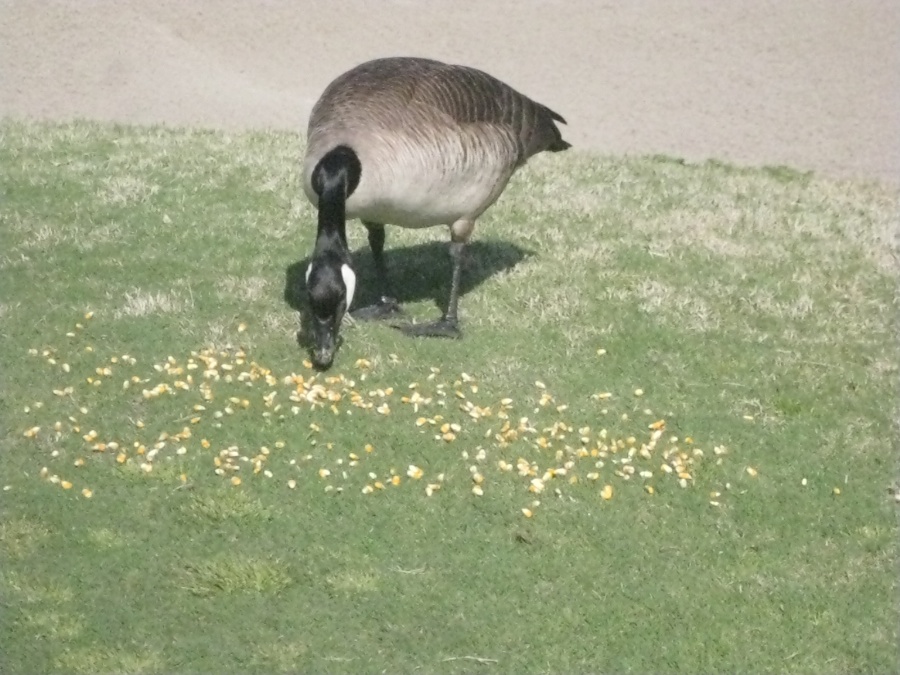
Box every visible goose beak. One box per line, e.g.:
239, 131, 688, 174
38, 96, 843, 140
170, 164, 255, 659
311, 323, 337, 369
311, 311, 345, 370
313, 347, 335, 370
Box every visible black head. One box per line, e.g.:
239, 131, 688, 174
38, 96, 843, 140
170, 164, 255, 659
306, 253, 356, 369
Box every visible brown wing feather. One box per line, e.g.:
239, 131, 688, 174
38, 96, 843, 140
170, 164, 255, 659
310, 58, 570, 161
409, 61, 570, 160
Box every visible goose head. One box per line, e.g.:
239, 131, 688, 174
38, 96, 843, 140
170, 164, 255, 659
306, 254, 356, 369
304, 144, 362, 369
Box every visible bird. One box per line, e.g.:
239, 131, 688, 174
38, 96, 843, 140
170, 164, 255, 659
302, 56, 570, 368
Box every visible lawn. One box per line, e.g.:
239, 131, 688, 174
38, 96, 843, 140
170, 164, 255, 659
1, 120, 898, 673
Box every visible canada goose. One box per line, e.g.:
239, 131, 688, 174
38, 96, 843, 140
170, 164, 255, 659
302, 56, 570, 368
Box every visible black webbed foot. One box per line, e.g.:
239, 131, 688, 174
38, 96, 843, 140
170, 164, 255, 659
351, 297, 404, 321
393, 317, 462, 339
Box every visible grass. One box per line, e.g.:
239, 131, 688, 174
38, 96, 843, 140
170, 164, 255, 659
1, 119, 898, 673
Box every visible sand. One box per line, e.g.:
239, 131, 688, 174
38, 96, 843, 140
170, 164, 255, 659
1, 0, 898, 184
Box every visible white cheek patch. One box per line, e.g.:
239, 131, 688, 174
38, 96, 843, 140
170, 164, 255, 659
305, 263, 313, 285
340, 264, 356, 309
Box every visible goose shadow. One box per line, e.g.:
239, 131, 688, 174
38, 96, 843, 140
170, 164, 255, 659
284, 239, 533, 351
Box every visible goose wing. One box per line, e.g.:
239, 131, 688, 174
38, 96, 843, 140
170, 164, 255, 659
409, 61, 571, 160
309, 58, 569, 162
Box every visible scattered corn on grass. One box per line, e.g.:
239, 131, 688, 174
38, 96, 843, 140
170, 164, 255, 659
1, 122, 896, 674
17, 313, 746, 513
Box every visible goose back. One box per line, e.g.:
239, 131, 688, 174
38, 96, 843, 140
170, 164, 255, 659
303, 57, 569, 228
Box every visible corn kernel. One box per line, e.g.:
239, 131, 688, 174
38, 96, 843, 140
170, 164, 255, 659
600, 484, 613, 500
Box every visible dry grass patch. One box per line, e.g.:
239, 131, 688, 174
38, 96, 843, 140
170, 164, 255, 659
325, 570, 380, 594
98, 175, 160, 206
180, 555, 292, 597
0, 517, 51, 558
86, 527, 133, 550
185, 491, 274, 523
115, 286, 194, 318
54, 646, 164, 674
217, 274, 269, 303
2, 571, 74, 605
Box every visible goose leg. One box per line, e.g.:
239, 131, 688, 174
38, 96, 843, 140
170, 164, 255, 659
396, 223, 469, 339
351, 222, 404, 320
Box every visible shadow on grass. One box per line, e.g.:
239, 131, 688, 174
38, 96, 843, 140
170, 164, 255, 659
284, 239, 533, 351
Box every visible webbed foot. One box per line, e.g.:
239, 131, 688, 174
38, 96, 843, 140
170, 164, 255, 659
351, 297, 404, 321
393, 317, 462, 339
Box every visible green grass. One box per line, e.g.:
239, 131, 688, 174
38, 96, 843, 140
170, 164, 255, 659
1, 119, 898, 673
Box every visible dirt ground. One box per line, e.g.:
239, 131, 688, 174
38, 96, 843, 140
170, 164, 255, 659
1, 0, 898, 184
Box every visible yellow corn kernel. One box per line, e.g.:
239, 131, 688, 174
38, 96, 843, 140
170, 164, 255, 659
600, 484, 613, 500
81, 488, 93, 498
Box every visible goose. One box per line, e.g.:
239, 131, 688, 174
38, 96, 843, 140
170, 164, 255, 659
302, 56, 570, 368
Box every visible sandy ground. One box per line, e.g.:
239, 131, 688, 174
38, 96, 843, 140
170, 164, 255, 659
1, 0, 898, 184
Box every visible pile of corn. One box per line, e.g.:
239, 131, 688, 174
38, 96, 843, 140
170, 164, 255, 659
16, 312, 763, 517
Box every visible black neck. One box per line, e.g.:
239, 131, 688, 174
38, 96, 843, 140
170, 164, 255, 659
311, 145, 362, 254
317, 190, 348, 250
